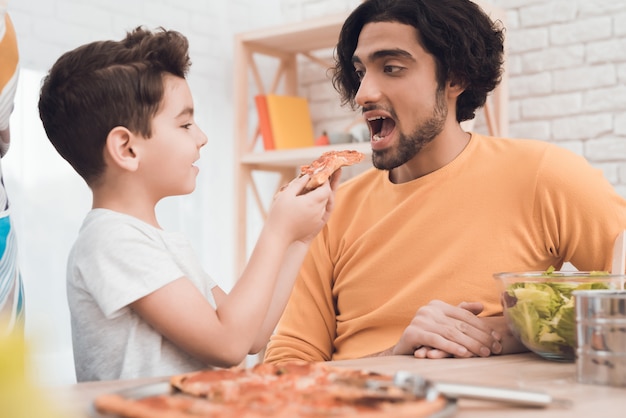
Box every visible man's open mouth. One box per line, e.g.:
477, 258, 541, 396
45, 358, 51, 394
367, 116, 396, 142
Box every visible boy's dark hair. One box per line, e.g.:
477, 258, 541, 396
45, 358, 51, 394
332, 0, 505, 123
38, 27, 191, 185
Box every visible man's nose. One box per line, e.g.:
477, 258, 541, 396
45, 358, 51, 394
355, 73, 382, 107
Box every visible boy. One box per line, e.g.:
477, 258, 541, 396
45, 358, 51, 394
38, 27, 338, 381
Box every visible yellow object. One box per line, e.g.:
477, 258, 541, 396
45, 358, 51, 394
265, 94, 315, 149
0, 332, 72, 418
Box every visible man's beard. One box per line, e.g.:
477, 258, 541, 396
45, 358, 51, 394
372, 88, 447, 171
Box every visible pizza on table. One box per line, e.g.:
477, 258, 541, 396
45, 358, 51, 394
94, 361, 449, 417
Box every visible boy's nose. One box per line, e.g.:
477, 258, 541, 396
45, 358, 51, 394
198, 129, 208, 148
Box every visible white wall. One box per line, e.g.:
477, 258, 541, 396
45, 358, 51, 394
5, 0, 626, 386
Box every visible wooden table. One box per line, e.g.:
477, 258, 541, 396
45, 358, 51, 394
329, 352, 626, 417
55, 353, 625, 417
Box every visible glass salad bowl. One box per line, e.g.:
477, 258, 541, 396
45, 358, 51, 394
494, 270, 625, 362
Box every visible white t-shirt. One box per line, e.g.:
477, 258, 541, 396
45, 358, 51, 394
68, 209, 218, 382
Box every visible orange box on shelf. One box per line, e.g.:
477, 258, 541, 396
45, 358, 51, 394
254, 95, 275, 150
255, 94, 315, 150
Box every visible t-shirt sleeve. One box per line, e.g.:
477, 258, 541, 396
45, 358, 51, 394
534, 145, 626, 271
265, 227, 337, 363
72, 221, 187, 318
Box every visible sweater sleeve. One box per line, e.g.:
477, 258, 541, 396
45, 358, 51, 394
264, 226, 337, 363
534, 144, 626, 272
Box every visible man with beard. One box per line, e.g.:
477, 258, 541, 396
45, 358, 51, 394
264, 0, 626, 363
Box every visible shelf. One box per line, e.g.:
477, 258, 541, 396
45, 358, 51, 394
233, 14, 352, 273
240, 142, 371, 169
235, 13, 348, 56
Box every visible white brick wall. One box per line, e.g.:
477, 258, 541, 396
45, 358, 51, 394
494, 0, 626, 194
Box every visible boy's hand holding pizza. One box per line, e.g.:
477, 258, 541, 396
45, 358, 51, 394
268, 169, 341, 246
268, 149, 364, 244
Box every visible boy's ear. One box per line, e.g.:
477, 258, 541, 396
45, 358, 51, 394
105, 126, 139, 171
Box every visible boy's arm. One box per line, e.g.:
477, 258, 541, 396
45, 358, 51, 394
251, 170, 340, 352
131, 176, 334, 368
131, 216, 288, 367
130, 219, 296, 367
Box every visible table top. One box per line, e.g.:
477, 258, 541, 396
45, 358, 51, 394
328, 353, 626, 417
54, 353, 626, 417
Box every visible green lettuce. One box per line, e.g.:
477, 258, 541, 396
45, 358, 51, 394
503, 280, 610, 360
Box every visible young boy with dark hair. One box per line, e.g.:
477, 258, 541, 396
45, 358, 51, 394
38, 26, 338, 382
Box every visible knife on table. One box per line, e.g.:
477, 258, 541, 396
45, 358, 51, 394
366, 371, 573, 408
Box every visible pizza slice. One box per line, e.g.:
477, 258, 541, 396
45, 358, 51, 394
300, 150, 365, 192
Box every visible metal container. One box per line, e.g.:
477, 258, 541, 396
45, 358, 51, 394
574, 290, 626, 387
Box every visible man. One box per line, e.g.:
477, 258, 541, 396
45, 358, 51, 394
264, 0, 626, 363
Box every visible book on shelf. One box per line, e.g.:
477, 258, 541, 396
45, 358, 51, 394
255, 94, 315, 150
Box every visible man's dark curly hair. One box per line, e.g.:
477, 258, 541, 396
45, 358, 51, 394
332, 0, 505, 123
38, 27, 191, 186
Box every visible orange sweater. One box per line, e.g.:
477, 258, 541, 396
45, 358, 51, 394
265, 133, 626, 363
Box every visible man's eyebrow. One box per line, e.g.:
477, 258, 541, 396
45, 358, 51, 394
352, 48, 416, 64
